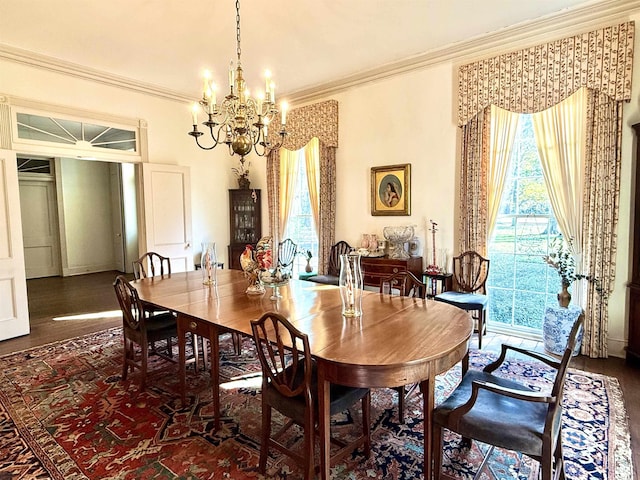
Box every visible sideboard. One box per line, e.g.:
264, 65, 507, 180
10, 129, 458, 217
361, 256, 423, 291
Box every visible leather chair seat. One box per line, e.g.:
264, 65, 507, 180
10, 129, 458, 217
145, 311, 178, 336
433, 369, 550, 457
435, 291, 488, 310
265, 360, 370, 425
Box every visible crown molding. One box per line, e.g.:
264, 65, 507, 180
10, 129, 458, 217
287, 0, 640, 105
1, 0, 639, 107
0, 44, 192, 103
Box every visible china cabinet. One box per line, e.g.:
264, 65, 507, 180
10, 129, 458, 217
228, 189, 261, 270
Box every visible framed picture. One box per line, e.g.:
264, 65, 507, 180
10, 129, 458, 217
371, 164, 411, 216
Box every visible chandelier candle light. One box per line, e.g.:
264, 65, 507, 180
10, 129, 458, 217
188, 0, 288, 159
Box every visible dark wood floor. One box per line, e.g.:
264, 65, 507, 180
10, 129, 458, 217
0, 270, 637, 478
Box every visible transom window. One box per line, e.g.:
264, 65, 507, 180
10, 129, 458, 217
16, 113, 137, 152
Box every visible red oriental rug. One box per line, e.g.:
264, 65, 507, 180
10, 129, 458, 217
0, 328, 633, 479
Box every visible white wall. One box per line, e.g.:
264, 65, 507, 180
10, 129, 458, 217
1, 11, 639, 356
58, 158, 115, 274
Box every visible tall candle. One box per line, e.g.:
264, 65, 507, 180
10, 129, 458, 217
265, 70, 271, 95
281, 102, 288, 125
191, 103, 199, 125
202, 70, 211, 98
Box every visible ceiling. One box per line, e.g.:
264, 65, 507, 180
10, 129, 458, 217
0, 0, 629, 101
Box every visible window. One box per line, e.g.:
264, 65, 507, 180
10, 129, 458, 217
487, 114, 560, 334
17, 113, 137, 152
282, 147, 319, 274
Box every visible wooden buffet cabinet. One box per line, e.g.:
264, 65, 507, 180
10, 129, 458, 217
228, 189, 261, 271
628, 124, 640, 363
361, 256, 423, 290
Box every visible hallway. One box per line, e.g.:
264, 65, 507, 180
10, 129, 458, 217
0, 271, 125, 355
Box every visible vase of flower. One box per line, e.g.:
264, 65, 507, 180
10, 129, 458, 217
558, 283, 571, 308
303, 249, 313, 273
232, 159, 251, 189
543, 234, 606, 308
237, 175, 250, 189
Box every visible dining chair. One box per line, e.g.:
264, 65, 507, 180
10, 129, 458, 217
250, 311, 371, 479
380, 270, 427, 298
277, 238, 298, 271
431, 315, 583, 480
113, 275, 178, 390
379, 271, 427, 423
132, 251, 171, 280
306, 241, 353, 286
434, 250, 490, 349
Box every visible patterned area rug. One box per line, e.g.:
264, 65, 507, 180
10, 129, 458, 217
0, 328, 632, 479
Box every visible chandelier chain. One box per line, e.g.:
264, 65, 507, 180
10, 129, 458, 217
236, 0, 242, 63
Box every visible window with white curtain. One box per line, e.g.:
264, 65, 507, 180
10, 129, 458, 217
282, 148, 319, 274
487, 114, 561, 334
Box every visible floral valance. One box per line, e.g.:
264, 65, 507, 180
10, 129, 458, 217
269, 99, 338, 150
457, 22, 634, 126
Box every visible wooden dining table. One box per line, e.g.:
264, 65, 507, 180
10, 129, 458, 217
133, 269, 473, 479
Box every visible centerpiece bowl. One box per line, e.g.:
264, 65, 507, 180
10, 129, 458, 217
259, 267, 291, 300
383, 225, 415, 259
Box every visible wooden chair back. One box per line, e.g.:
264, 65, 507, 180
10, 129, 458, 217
113, 274, 145, 332
133, 252, 171, 280
251, 311, 312, 399
327, 241, 353, 276
452, 250, 490, 294
277, 238, 298, 272
380, 271, 427, 298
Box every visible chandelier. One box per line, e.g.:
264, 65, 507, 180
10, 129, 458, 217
188, 0, 288, 160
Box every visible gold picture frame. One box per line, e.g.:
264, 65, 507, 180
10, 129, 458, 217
371, 164, 411, 216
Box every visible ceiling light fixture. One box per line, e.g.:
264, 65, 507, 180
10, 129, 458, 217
188, 0, 288, 160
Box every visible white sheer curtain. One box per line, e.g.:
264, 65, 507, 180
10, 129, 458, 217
304, 137, 320, 234
487, 105, 520, 241
532, 88, 587, 302
278, 147, 300, 245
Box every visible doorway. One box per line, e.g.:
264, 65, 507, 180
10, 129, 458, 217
18, 156, 138, 280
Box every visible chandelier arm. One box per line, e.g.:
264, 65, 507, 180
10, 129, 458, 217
192, 134, 218, 151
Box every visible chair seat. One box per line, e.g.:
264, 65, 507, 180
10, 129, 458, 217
433, 369, 550, 457
266, 361, 369, 426
435, 291, 488, 310
305, 275, 339, 286
145, 311, 177, 333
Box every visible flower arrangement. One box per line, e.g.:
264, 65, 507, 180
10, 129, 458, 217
232, 159, 251, 188
231, 159, 250, 179
542, 235, 606, 297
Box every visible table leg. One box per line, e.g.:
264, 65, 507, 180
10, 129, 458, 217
420, 376, 435, 480
209, 326, 220, 431
177, 314, 188, 407
318, 367, 331, 480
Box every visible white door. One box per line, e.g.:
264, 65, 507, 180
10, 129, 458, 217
141, 163, 193, 272
19, 176, 61, 278
110, 163, 125, 272
0, 149, 30, 341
